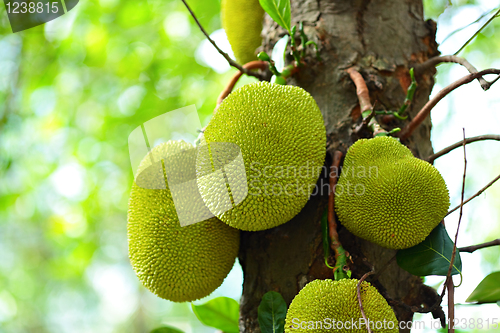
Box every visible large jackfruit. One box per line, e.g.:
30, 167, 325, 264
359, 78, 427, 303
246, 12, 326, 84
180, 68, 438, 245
335, 136, 450, 249
221, 0, 264, 65
128, 140, 240, 302
285, 279, 398, 332
196, 82, 326, 231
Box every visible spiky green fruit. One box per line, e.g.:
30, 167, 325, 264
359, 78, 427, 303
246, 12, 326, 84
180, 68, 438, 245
335, 136, 450, 250
221, 0, 264, 65
285, 279, 398, 333
128, 140, 240, 302
196, 82, 326, 231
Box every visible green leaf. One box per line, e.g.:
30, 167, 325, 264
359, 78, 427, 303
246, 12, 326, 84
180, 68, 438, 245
191, 297, 239, 333
466, 271, 500, 303
150, 326, 184, 333
258, 291, 287, 333
396, 224, 462, 276
258, 0, 291, 33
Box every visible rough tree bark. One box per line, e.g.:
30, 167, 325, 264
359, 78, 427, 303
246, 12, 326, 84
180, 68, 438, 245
238, 1, 443, 332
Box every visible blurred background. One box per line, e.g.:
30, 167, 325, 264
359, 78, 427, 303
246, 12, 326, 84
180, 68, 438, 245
0, 0, 499, 332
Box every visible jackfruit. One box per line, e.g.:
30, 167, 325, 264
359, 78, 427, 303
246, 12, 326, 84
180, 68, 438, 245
285, 279, 398, 333
335, 136, 449, 250
221, 0, 264, 65
128, 140, 240, 302
196, 82, 326, 231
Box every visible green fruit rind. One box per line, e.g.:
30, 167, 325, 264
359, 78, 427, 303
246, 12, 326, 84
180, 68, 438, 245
128, 140, 240, 302
285, 279, 398, 333
222, 0, 264, 65
335, 136, 450, 250
198, 82, 326, 231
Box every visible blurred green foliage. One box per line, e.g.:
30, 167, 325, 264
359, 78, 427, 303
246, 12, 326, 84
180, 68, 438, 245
0, 0, 499, 332
0, 0, 253, 331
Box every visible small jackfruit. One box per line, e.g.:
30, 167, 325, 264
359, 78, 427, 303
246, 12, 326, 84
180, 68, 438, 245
285, 279, 398, 333
335, 136, 450, 250
221, 0, 264, 65
197, 82, 326, 231
128, 140, 240, 302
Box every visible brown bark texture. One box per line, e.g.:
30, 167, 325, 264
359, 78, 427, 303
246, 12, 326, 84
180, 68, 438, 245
238, 0, 444, 332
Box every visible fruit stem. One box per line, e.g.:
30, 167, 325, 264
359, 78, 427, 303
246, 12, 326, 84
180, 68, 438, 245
328, 150, 351, 280
180, 0, 264, 80
216, 61, 268, 107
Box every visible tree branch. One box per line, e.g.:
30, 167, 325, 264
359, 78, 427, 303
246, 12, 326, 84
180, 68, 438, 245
458, 239, 500, 253
399, 69, 500, 140
447, 173, 500, 216
180, 0, 264, 80
413, 55, 490, 90
441, 130, 466, 330
426, 135, 500, 163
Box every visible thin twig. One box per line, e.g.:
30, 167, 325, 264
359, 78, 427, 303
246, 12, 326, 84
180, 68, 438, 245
447, 278, 455, 333
216, 61, 268, 106
442, 129, 467, 312
454, 7, 500, 56
328, 151, 343, 255
442, 8, 498, 44
413, 55, 490, 90
357, 271, 374, 333
427, 134, 500, 163
458, 239, 500, 253
180, 0, 263, 80
399, 69, 500, 140
447, 173, 500, 216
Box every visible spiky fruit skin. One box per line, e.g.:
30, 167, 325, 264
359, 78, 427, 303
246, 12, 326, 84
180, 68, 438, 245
285, 279, 398, 333
197, 82, 326, 231
127, 141, 240, 302
221, 0, 264, 65
335, 136, 450, 249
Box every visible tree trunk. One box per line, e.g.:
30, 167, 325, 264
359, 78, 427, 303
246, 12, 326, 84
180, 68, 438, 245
239, 0, 441, 332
